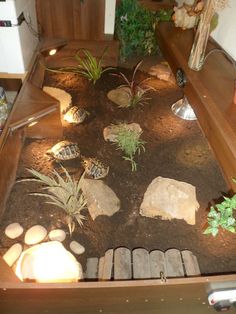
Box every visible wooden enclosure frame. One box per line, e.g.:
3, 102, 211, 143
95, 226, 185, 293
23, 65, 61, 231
0, 18, 236, 314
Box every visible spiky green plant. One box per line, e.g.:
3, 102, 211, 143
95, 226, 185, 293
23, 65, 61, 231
204, 195, 236, 237
114, 124, 145, 171
114, 61, 153, 108
20, 167, 87, 235
46, 48, 113, 84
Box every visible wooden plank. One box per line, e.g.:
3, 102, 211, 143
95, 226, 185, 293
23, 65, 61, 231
114, 247, 132, 280
133, 248, 151, 279
101, 249, 114, 280
85, 258, 99, 280
98, 256, 104, 280
149, 250, 166, 279
165, 249, 184, 278
181, 250, 201, 277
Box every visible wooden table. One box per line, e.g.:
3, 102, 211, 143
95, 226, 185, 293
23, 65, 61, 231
157, 22, 236, 192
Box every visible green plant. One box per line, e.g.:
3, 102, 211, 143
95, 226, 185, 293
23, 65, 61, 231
115, 0, 172, 60
114, 124, 145, 171
114, 61, 152, 107
21, 167, 87, 235
204, 193, 236, 237
46, 49, 112, 84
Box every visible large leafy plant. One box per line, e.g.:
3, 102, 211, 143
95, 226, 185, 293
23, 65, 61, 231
115, 0, 172, 60
21, 167, 87, 235
114, 124, 145, 171
204, 191, 236, 237
114, 61, 152, 107
46, 49, 112, 84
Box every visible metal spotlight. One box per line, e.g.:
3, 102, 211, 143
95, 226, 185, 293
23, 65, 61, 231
171, 96, 197, 121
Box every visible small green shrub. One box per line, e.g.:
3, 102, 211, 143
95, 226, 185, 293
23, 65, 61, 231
204, 192, 236, 237
20, 167, 87, 235
115, 0, 172, 60
46, 49, 112, 84
114, 124, 145, 171
114, 60, 153, 107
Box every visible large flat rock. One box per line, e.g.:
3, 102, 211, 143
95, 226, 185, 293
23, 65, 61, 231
140, 176, 199, 225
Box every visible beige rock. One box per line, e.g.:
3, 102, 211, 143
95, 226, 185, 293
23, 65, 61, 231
43, 86, 72, 115
107, 87, 131, 108
5, 222, 24, 239
140, 177, 199, 225
24, 225, 47, 245
3, 243, 23, 267
15, 241, 83, 283
148, 64, 174, 82
81, 179, 120, 220
103, 123, 142, 143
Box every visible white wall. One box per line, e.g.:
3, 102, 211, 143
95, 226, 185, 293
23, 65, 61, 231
211, 0, 236, 60
0, 0, 38, 74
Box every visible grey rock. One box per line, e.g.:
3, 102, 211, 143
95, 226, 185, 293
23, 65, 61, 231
81, 179, 120, 220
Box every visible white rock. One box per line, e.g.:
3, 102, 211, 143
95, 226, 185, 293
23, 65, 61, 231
49, 229, 66, 242
43, 86, 72, 115
15, 241, 83, 283
81, 179, 120, 220
3, 243, 23, 267
140, 177, 199, 225
70, 241, 85, 255
24, 225, 47, 245
5, 222, 24, 239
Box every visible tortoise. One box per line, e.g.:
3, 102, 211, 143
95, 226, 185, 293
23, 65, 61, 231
64, 106, 89, 124
81, 157, 109, 179
46, 140, 80, 161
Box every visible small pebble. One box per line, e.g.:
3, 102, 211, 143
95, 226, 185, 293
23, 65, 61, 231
24, 225, 47, 245
3, 243, 23, 267
70, 241, 85, 255
5, 223, 24, 239
48, 229, 66, 242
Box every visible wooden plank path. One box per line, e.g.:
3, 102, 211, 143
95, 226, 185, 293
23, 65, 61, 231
85, 247, 201, 281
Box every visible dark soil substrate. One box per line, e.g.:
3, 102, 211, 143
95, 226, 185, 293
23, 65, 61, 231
1, 67, 236, 276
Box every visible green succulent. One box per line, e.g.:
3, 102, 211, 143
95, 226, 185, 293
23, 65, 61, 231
204, 192, 236, 237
